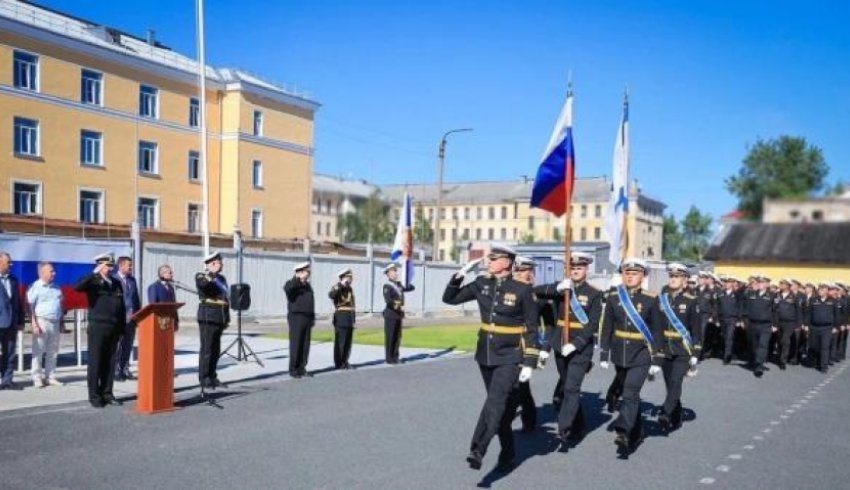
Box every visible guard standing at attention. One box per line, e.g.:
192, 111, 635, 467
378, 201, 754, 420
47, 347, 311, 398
382, 263, 414, 365
443, 244, 540, 472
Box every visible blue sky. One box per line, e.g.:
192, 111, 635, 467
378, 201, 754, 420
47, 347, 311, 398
40, 0, 850, 221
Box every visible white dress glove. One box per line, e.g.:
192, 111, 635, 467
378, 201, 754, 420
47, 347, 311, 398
689, 356, 698, 367
648, 365, 661, 377
537, 350, 550, 369
518, 366, 533, 383
456, 258, 483, 278
561, 343, 577, 357
556, 278, 573, 292
599, 361, 610, 370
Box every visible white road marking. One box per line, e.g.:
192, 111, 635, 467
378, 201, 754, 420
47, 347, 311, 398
699, 477, 716, 484
717, 465, 731, 472
728, 454, 742, 460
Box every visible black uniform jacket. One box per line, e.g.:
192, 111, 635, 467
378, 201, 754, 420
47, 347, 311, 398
534, 280, 602, 354
75, 273, 126, 328
443, 273, 541, 368
195, 272, 230, 326
284, 277, 315, 317
383, 280, 414, 319
659, 287, 701, 358
329, 282, 356, 328
599, 286, 665, 368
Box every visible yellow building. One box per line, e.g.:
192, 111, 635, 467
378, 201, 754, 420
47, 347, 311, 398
383, 176, 665, 262
0, 0, 318, 240
706, 222, 850, 284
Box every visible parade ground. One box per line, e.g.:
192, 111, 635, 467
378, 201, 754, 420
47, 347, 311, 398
1, 327, 848, 489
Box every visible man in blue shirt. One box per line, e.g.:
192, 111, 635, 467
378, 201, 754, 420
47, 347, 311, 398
27, 262, 65, 387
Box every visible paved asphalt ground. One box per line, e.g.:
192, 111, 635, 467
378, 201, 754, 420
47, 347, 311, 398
1, 352, 848, 489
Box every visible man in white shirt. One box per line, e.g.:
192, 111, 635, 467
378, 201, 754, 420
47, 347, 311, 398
27, 262, 64, 387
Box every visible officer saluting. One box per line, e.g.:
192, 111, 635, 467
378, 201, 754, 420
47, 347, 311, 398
443, 244, 540, 472
658, 263, 701, 432
196, 251, 230, 390
743, 274, 776, 378
74, 253, 125, 408
382, 263, 414, 365
534, 251, 601, 444
329, 268, 356, 370
599, 258, 664, 452
285, 262, 315, 378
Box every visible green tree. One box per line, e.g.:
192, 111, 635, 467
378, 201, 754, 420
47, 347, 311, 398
552, 227, 562, 242
662, 214, 682, 260
413, 207, 433, 243
337, 192, 394, 243
520, 232, 535, 244
679, 206, 713, 262
725, 136, 829, 219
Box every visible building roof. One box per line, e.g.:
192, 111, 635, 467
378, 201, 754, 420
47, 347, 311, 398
1, 0, 318, 110
312, 174, 378, 199
381, 176, 665, 211
704, 222, 850, 264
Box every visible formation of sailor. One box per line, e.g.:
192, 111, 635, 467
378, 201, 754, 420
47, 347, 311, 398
442, 244, 541, 472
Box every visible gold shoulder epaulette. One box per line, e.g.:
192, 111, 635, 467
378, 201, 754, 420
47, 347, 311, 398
643, 290, 657, 298
683, 293, 695, 300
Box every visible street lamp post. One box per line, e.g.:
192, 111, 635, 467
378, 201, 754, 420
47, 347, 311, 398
434, 128, 473, 262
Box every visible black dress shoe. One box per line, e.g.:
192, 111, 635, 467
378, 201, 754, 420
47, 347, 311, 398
606, 396, 618, 413
103, 397, 123, 406
754, 368, 764, 378
466, 450, 483, 470
779, 362, 787, 370
723, 357, 731, 365
302, 371, 313, 378
614, 432, 629, 448
658, 412, 671, 431
290, 373, 302, 379
212, 379, 227, 389
90, 399, 105, 408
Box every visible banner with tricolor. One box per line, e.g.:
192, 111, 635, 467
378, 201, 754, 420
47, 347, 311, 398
530, 90, 575, 216
604, 94, 630, 266
390, 193, 415, 288
0, 234, 131, 310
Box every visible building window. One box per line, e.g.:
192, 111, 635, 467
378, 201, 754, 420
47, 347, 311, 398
451, 228, 458, 240
501, 206, 507, 219
488, 228, 494, 240
594, 227, 601, 240
80, 130, 103, 166
251, 209, 263, 238
464, 207, 470, 220
79, 190, 103, 223
812, 210, 824, 221
189, 97, 200, 127
440, 229, 446, 241
326, 223, 331, 236
513, 203, 518, 219
528, 216, 535, 230
252, 160, 263, 188
488, 207, 495, 220
789, 210, 800, 219
500, 228, 507, 240
138, 141, 158, 174
476, 207, 482, 220
14, 117, 39, 156
327, 200, 333, 215
139, 85, 159, 118
187, 203, 200, 233
581, 205, 587, 218
580, 228, 587, 240
253, 110, 263, 136
137, 197, 158, 229
513, 228, 518, 239
476, 229, 482, 240
188, 151, 200, 181
81, 69, 102, 105
595, 204, 602, 218
428, 208, 434, 221
439, 208, 446, 219
13, 182, 40, 215
451, 207, 458, 220
316, 222, 322, 236
462, 228, 469, 240
13, 51, 38, 91
439, 250, 445, 261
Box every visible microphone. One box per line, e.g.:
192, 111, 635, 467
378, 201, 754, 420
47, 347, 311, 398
172, 280, 198, 294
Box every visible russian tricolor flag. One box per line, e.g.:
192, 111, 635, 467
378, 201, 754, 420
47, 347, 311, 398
530, 90, 575, 217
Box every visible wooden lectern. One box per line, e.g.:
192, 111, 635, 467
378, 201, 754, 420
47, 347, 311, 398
131, 302, 184, 414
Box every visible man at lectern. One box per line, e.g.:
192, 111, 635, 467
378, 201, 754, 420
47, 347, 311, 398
147, 265, 179, 331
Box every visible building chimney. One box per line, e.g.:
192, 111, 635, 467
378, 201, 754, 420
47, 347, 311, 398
146, 29, 156, 46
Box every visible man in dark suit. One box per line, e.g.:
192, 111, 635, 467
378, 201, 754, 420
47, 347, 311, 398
75, 253, 126, 407
0, 252, 25, 390
112, 256, 141, 381
147, 264, 179, 331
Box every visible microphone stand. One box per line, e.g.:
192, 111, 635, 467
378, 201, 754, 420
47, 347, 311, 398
220, 235, 263, 367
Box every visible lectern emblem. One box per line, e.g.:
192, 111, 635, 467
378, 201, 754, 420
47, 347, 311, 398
157, 317, 172, 331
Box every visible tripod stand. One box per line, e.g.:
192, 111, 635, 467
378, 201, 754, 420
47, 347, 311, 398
220, 230, 264, 367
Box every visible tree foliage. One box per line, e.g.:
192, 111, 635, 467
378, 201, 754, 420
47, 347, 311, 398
337, 192, 394, 243
725, 136, 829, 219
663, 206, 713, 262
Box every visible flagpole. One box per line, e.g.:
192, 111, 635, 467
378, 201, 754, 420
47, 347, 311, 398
562, 81, 573, 348
196, 0, 210, 257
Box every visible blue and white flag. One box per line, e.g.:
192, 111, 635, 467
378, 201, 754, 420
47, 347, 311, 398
390, 193, 415, 288
605, 94, 630, 266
